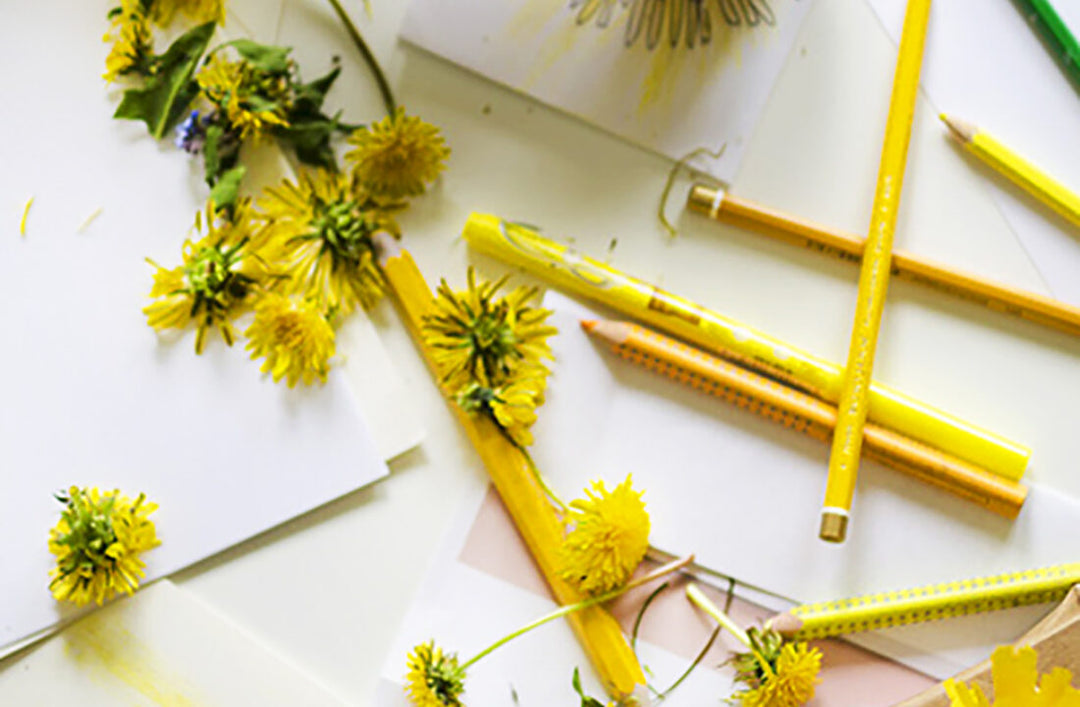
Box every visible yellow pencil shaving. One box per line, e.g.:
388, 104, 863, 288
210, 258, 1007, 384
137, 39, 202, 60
370, 232, 648, 701
19, 197, 34, 236
77, 208, 104, 233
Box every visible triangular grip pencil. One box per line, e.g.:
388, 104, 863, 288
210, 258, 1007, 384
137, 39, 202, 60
582, 319, 1026, 519
769, 563, 1080, 640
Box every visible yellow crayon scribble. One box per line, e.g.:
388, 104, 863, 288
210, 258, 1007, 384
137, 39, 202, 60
77, 208, 104, 233
64, 613, 198, 706
19, 197, 34, 236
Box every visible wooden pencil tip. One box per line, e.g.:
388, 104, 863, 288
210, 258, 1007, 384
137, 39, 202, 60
940, 114, 974, 144
767, 612, 803, 637
581, 320, 631, 344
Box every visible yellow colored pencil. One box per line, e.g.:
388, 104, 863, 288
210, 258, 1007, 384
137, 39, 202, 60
462, 213, 1031, 482
687, 184, 1080, 339
769, 563, 1080, 640
822, 0, 933, 544
372, 233, 648, 700
582, 319, 1027, 519
942, 114, 1080, 232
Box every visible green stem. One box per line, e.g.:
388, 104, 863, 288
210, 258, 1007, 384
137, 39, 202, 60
460, 555, 693, 671
325, 0, 396, 117
515, 438, 568, 513
685, 583, 751, 648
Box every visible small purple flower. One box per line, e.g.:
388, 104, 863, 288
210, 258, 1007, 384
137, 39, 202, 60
175, 110, 209, 154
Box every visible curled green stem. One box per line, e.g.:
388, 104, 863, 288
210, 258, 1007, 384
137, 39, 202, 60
325, 0, 396, 117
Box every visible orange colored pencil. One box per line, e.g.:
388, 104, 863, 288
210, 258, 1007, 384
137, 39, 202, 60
686, 184, 1080, 339
582, 319, 1027, 519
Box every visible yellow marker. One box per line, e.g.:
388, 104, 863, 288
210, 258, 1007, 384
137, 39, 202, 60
372, 233, 648, 700
822, 0, 933, 543
942, 114, 1080, 231
769, 563, 1080, 640
463, 213, 1031, 483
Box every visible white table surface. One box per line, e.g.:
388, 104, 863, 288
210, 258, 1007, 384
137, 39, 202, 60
9, 0, 1080, 703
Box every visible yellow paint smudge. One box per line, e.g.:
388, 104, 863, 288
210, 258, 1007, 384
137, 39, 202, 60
77, 207, 104, 233
19, 197, 33, 236
64, 613, 199, 706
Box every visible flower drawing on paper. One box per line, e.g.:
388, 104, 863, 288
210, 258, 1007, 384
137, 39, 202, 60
405, 641, 467, 707
259, 169, 400, 315
144, 200, 276, 354
244, 293, 336, 388
346, 108, 450, 200
48, 487, 160, 607
560, 475, 651, 595
946, 645, 1080, 707
569, 0, 776, 50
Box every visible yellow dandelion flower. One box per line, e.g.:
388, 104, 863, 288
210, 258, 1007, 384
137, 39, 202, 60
196, 53, 290, 141
346, 108, 450, 199
422, 269, 556, 393
258, 169, 399, 314
405, 641, 466, 707
149, 0, 226, 27
737, 639, 822, 707
946, 645, 1080, 707
144, 200, 274, 354
244, 293, 336, 387
560, 475, 650, 596
103, 0, 153, 82
454, 376, 544, 447
48, 487, 160, 607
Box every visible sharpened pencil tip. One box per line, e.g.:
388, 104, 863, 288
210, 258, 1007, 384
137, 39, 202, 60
939, 114, 974, 144
579, 319, 596, 333
767, 612, 803, 637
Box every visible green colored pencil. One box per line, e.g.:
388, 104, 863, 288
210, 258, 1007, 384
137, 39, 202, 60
1013, 0, 1080, 93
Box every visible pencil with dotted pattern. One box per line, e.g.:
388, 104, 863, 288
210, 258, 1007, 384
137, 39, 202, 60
580, 319, 1027, 519
769, 563, 1080, 640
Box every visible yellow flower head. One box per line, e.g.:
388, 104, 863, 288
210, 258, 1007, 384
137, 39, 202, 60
422, 269, 556, 394
258, 170, 399, 314
48, 487, 160, 607
244, 293, 336, 388
731, 628, 822, 707
196, 53, 291, 140
103, 0, 154, 82
144, 200, 274, 354
560, 475, 650, 596
454, 376, 545, 447
346, 108, 450, 200
405, 641, 466, 707
946, 646, 1080, 707
149, 0, 226, 27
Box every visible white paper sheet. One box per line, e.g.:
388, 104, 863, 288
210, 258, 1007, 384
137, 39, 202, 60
0, 1, 390, 656
401, 0, 815, 182
864, 0, 1080, 308
533, 291, 1080, 678
377, 483, 934, 705
0, 580, 350, 706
